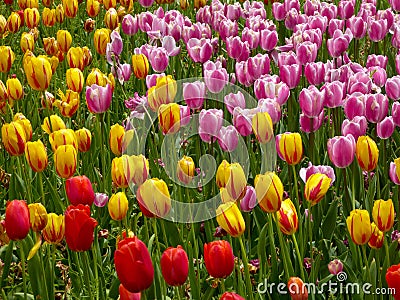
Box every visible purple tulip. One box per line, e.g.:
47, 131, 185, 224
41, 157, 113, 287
341, 116, 367, 140
86, 84, 113, 114
389, 162, 400, 185
187, 38, 213, 63
279, 64, 301, 89
347, 16, 367, 39
385, 76, 400, 100
242, 28, 260, 49
347, 72, 372, 94
180, 105, 191, 126
328, 19, 345, 37
390, 0, 400, 12
304, 62, 326, 86
300, 162, 336, 185
254, 76, 290, 105
327, 29, 352, 58
392, 25, 400, 49
139, 0, 155, 8
235, 61, 254, 87
369, 66, 387, 87
240, 186, 257, 212
198, 109, 223, 143
300, 111, 324, 133
94, 193, 109, 207
183, 81, 206, 110
321, 2, 338, 21
392, 102, 400, 127
247, 54, 270, 81
226, 37, 250, 62
338, 0, 355, 19
377, 116, 394, 139
225, 3, 242, 21
260, 28, 278, 51
368, 18, 388, 42
272, 2, 286, 21
327, 135, 356, 168
284, 8, 300, 31
365, 93, 388, 123
296, 41, 318, 65
162, 36, 180, 56
321, 81, 345, 108
344, 93, 365, 119
219, 19, 238, 41
217, 125, 239, 152
224, 91, 245, 114
299, 85, 325, 118
203, 61, 228, 94
396, 54, 400, 75
113, 63, 132, 84
366, 54, 388, 68
258, 98, 282, 124
303, 0, 321, 16
122, 14, 138, 36
149, 47, 169, 73
233, 107, 258, 137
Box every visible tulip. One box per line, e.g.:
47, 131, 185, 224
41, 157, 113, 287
368, 18, 388, 42
86, 68, 108, 86
108, 192, 129, 221
346, 209, 372, 245
104, 8, 119, 30
5, 200, 30, 241
20, 32, 35, 53
2, 121, 26, 156
252, 112, 273, 144
220, 292, 245, 300
183, 81, 206, 110
28, 203, 47, 232
288, 277, 308, 300
386, 264, 400, 300
112, 155, 131, 188
279, 64, 301, 89
377, 117, 395, 139
131, 54, 149, 80
322, 81, 345, 108
276, 198, 298, 235
41, 115, 66, 134
122, 14, 138, 36
67, 47, 85, 70
327, 135, 356, 169
66, 175, 95, 206
386, 76, 400, 101
25, 140, 48, 172
328, 19, 345, 37
136, 178, 171, 218
218, 163, 247, 201
224, 91, 245, 114
216, 203, 245, 237
86, 84, 113, 114
109, 124, 125, 156
204, 240, 234, 278
203, 60, 228, 93
344, 93, 365, 119
365, 93, 388, 124
42, 7, 56, 27
372, 199, 395, 233
24, 8, 40, 29
260, 28, 278, 51
186, 38, 213, 63
42, 213, 64, 244
54, 145, 77, 179
254, 78, 290, 105
55, 4, 64, 23
199, 109, 223, 143
66, 68, 84, 93
217, 125, 239, 152
147, 75, 177, 112
304, 173, 331, 206
216, 160, 231, 189
368, 222, 384, 249
103, 0, 116, 9
13, 113, 32, 141
53, 90, 79, 118
160, 246, 189, 286
296, 41, 318, 65
119, 284, 141, 300
255, 172, 283, 213
49, 128, 77, 152
62, 0, 78, 18
347, 16, 367, 39
326, 29, 351, 58
276, 132, 303, 165
158, 103, 181, 135
0, 16, 6, 38
94, 28, 110, 56
65, 204, 97, 251
57, 30, 72, 53
115, 237, 154, 293
328, 259, 343, 275
356, 136, 379, 172
87, 0, 100, 18
177, 156, 195, 184
6, 77, 23, 101
148, 48, 169, 73
7, 12, 22, 34
304, 62, 326, 86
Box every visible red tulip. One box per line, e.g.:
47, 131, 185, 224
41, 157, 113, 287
160, 245, 189, 286
5, 200, 30, 241
288, 277, 309, 300
386, 263, 400, 300
65, 175, 95, 206
64, 204, 97, 251
204, 240, 234, 279
220, 292, 245, 300
114, 237, 154, 293
119, 284, 141, 300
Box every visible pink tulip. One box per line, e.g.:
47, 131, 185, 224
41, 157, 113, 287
322, 81, 345, 108
328, 19, 345, 37
139, 0, 154, 8
246, 54, 270, 81
225, 3, 242, 21
341, 116, 368, 140
338, 0, 354, 19
183, 81, 206, 110
254, 77, 290, 106
369, 66, 387, 87
233, 107, 258, 136
198, 109, 223, 143
217, 125, 239, 152
186, 38, 213, 63
279, 64, 301, 89
182, 24, 202, 44
309, 15, 328, 32
327, 29, 352, 58
299, 85, 325, 118
344, 93, 365, 119
258, 98, 282, 124
235, 61, 254, 87
368, 18, 388, 42
346, 16, 367, 39
366, 55, 388, 68
300, 162, 335, 185
296, 42, 318, 65
396, 54, 400, 75
392, 26, 400, 49
392, 102, 400, 127
390, 0, 400, 12
327, 135, 356, 168
203, 61, 228, 94
224, 91, 245, 114
347, 72, 372, 95
226, 37, 250, 62
321, 2, 338, 21
300, 111, 324, 133
303, 0, 321, 16
285, 0, 300, 12
365, 93, 388, 123
385, 76, 400, 100
149, 48, 169, 73
304, 62, 326, 86
219, 19, 238, 41
377, 116, 394, 139
122, 14, 138, 36
389, 162, 400, 185
260, 29, 278, 51
240, 186, 257, 212
86, 84, 113, 114
162, 36, 180, 56
180, 105, 191, 126
285, 8, 300, 31
242, 28, 260, 49
272, 2, 286, 21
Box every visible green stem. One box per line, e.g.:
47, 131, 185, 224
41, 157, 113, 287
82, 251, 93, 299
20, 243, 27, 300
361, 245, 371, 283
38, 171, 45, 205
291, 164, 300, 213
292, 234, 306, 281
276, 223, 291, 281
238, 235, 253, 300
92, 238, 100, 300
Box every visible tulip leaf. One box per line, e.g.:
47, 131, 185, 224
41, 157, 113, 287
369, 259, 377, 290
147, 233, 156, 255
162, 220, 183, 247
0, 241, 14, 291
107, 275, 120, 299
321, 199, 338, 240
257, 222, 268, 283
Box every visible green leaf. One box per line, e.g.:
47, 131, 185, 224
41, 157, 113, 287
322, 199, 338, 240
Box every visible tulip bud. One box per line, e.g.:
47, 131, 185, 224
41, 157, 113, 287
203, 240, 234, 278
87, 0, 100, 18
104, 8, 119, 30
276, 132, 303, 165
28, 203, 47, 232
255, 172, 283, 213
94, 28, 110, 55
57, 30, 72, 53
346, 209, 372, 245
177, 156, 195, 184
7, 12, 21, 33
252, 112, 273, 144
5, 200, 30, 241
108, 192, 129, 221
109, 124, 125, 156
54, 144, 77, 178
216, 203, 245, 237
368, 222, 384, 249
6, 77, 23, 101
42, 213, 64, 244
55, 4, 64, 23
94, 193, 109, 207
372, 199, 395, 233
276, 198, 298, 235
304, 173, 332, 206
20, 32, 35, 53
160, 246, 189, 286
137, 178, 171, 218
25, 140, 48, 172
355, 136, 379, 172
41, 115, 66, 134
2, 121, 26, 156
328, 259, 343, 275
66, 175, 95, 206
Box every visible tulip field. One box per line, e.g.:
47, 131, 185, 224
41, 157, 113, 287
4, 0, 400, 299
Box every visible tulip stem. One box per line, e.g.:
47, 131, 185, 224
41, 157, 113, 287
361, 245, 371, 284
384, 237, 390, 273
291, 165, 300, 213
238, 235, 253, 300
292, 234, 306, 281
92, 238, 100, 300
81, 251, 93, 300
50, 244, 56, 300
38, 172, 45, 206
19, 243, 27, 300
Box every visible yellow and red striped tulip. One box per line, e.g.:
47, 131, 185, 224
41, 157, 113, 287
49, 129, 77, 152
20, 32, 35, 53
177, 156, 195, 184
104, 8, 119, 30
136, 178, 171, 218
7, 12, 21, 33
24, 8, 40, 29
23, 53, 53, 92
108, 192, 129, 221
54, 144, 77, 179
87, 0, 100, 18
62, 0, 78, 18
158, 103, 181, 135
346, 209, 372, 245
0, 46, 15, 73
109, 124, 125, 156
75, 128, 92, 152
14, 113, 32, 141
0, 15, 7, 38
372, 199, 395, 233
252, 112, 273, 144
356, 136, 379, 172
147, 75, 177, 112
25, 140, 48, 172
1, 121, 26, 156
42, 8, 56, 27
41, 115, 66, 134
86, 68, 108, 87
131, 54, 149, 80
43, 37, 59, 56
368, 222, 384, 249
66, 68, 84, 93
304, 173, 332, 206
216, 202, 245, 237
276, 198, 298, 235
67, 47, 85, 71
277, 132, 303, 165
6, 77, 23, 101
28, 203, 48, 232
54, 90, 80, 118
112, 155, 149, 188
42, 213, 65, 244
216, 160, 231, 188
255, 172, 283, 213
55, 4, 64, 24
103, 0, 117, 10
93, 28, 110, 56
56, 30, 72, 53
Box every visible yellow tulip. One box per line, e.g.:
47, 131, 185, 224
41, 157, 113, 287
23, 53, 53, 91
42, 7, 56, 27
28, 203, 48, 232
108, 192, 129, 221
75, 128, 92, 152
0, 46, 15, 73
136, 178, 171, 218
42, 213, 65, 244
216, 160, 231, 188
254, 172, 283, 213
109, 124, 125, 156
49, 128, 77, 152
25, 140, 48, 172
62, 0, 78, 18
368, 222, 384, 249
86, 68, 108, 87
276, 198, 298, 235
54, 144, 77, 179
66, 68, 84, 93
54, 89, 80, 118
56, 30, 72, 53
278, 132, 303, 165
304, 173, 332, 206
87, 0, 101, 18
216, 162, 247, 201
104, 8, 119, 30
1, 121, 27, 156
6, 77, 23, 101
356, 136, 379, 172
24, 8, 40, 29
372, 199, 395, 233
177, 156, 195, 184
20, 32, 35, 53
41, 115, 66, 134
158, 103, 181, 134
131, 54, 149, 80
216, 203, 245, 237
252, 112, 273, 144
6, 12, 21, 34
346, 209, 372, 245
67, 47, 85, 71
93, 28, 110, 56
55, 4, 65, 24
147, 75, 177, 112
14, 113, 32, 141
